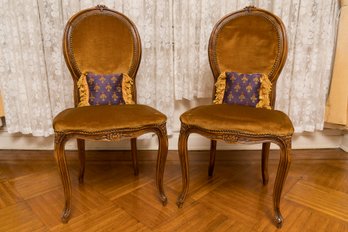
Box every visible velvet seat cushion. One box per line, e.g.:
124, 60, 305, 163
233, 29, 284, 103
180, 104, 294, 136
53, 104, 166, 133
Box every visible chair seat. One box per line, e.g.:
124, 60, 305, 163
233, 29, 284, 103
180, 104, 294, 136
53, 104, 166, 133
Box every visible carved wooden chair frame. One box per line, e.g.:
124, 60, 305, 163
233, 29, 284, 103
54, 5, 168, 223
177, 6, 291, 228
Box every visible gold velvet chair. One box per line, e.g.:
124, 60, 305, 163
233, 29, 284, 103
53, 5, 168, 223
177, 6, 293, 228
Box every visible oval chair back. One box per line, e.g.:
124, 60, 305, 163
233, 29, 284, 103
63, 5, 142, 105
208, 6, 288, 107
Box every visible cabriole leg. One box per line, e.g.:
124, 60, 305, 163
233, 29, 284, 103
54, 134, 72, 223
177, 124, 190, 208
155, 124, 168, 205
273, 138, 292, 228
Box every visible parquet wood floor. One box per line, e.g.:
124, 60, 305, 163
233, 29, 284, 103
0, 149, 347, 231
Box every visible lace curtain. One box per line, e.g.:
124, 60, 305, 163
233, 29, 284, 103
174, 0, 339, 132
0, 0, 339, 136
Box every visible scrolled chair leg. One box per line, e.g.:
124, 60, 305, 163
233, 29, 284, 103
77, 139, 86, 183
54, 134, 72, 223
261, 142, 270, 185
155, 124, 168, 206
273, 137, 292, 228
208, 140, 217, 177
177, 124, 190, 208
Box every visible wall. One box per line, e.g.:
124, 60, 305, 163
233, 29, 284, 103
341, 134, 348, 151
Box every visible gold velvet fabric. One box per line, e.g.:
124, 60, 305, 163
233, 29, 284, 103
53, 104, 166, 133
70, 14, 134, 75
215, 15, 279, 81
180, 104, 293, 136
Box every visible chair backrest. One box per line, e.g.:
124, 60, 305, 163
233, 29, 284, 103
63, 5, 142, 105
208, 6, 288, 107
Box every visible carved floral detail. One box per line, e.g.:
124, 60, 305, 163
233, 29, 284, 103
96, 5, 107, 11
180, 124, 190, 134
221, 134, 239, 143
54, 132, 66, 144
102, 132, 133, 141
158, 123, 167, 136
244, 5, 256, 12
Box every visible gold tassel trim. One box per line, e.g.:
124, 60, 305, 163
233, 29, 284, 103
77, 72, 90, 107
213, 72, 227, 104
122, 73, 135, 104
256, 74, 272, 110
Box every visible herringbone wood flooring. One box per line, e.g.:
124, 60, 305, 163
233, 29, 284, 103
0, 149, 347, 231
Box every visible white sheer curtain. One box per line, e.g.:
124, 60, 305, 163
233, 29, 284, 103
173, 0, 339, 133
0, 0, 174, 136
0, 0, 339, 136
0, 0, 61, 136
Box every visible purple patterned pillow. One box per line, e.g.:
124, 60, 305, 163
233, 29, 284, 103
214, 71, 271, 109
223, 72, 261, 107
77, 72, 134, 107
86, 73, 125, 105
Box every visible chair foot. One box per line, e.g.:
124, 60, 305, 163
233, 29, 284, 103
78, 176, 84, 184
160, 195, 168, 206
61, 207, 71, 223
176, 200, 184, 208
176, 189, 187, 208
274, 209, 283, 228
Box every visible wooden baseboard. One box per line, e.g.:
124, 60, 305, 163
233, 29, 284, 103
0, 149, 346, 162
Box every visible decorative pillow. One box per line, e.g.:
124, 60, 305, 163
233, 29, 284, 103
77, 72, 134, 107
213, 71, 272, 109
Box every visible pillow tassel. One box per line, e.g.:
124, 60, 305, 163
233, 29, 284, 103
122, 73, 135, 104
256, 74, 272, 110
213, 72, 227, 104
77, 72, 90, 107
